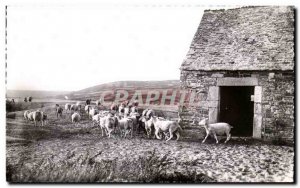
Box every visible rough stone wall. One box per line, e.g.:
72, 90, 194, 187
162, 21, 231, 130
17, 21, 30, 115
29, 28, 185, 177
179, 70, 294, 143
181, 6, 294, 71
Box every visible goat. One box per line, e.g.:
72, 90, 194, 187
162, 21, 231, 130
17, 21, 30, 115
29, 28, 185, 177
198, 118, 232, 144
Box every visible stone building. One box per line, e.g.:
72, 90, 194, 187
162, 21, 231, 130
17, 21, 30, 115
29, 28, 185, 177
179, 6, 294, 142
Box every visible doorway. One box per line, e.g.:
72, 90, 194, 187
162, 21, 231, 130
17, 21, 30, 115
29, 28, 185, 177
219, 86, 254, 137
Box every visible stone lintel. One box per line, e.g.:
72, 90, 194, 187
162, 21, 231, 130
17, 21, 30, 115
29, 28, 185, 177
217, 77, 258, 86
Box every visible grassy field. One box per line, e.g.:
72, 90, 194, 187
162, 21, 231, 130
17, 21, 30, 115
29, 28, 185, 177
6, 101, 294, 183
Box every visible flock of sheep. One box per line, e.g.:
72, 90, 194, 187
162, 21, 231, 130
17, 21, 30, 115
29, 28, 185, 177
23, 100, 183, 141
22, 99, 233, 143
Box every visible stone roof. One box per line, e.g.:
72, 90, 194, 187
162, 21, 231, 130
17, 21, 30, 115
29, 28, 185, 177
181, 6, 294, 71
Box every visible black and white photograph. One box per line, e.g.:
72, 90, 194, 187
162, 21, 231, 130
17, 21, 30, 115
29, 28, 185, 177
3, 0, 295, 184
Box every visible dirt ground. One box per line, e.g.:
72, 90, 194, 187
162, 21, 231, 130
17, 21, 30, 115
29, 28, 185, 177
6, 104, 294, 183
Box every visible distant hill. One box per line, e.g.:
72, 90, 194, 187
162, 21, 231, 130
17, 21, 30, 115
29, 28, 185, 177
56, 80, 181, 103
76, 80, 180, 93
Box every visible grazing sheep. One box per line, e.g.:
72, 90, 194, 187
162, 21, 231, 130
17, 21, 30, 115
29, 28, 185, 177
70, 104, 79, 112
27, 112, 34, 121
151, 116, 182, 141
198, 118, 232, 144
56, 106, 63, 118
24, 110, 31, 121
76, 101, 82, 112
32, 111, 43, 126
65, 103, 71, 113
72, 112, 81, 124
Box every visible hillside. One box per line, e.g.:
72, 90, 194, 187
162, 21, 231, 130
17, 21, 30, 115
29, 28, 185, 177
76, 80, 180, 93
57, 80, 181, 102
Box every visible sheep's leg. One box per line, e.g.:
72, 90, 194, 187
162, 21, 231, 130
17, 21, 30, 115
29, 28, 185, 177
155, 129, 161, 140
124, 130, 128, 138
225, 133, 231, 143
175, 131, 180, 141
166, 130, 173, 142
202, 133, 209, 143
145, 127, 149, 138
101, 127, 104, 137
213, 133, 219, 144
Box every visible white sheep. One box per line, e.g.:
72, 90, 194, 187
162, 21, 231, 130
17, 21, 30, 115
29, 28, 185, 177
76, 101, 82, 112
198, 118, 232, 144
89, 107, 99, 119
32, 110, 43, 126
70, 104, 79, 112
72, 112, 81, 124
92, 114, 102, 126
151, 116, 182, 142
27, 112, 34, 122
115, 116, 133, 138
140, 116, 154, 138
65, 103, 71, 113
24, 110, 31, 121
103, 115, 117, 138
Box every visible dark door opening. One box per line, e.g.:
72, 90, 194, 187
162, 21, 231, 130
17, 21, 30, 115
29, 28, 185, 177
219, 86, 254, 137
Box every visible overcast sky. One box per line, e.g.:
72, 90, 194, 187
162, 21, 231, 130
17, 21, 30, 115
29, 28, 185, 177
7, 4, 239, 91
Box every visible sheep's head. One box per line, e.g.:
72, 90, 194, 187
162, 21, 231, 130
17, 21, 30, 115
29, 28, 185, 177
198, 118, 208, 127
